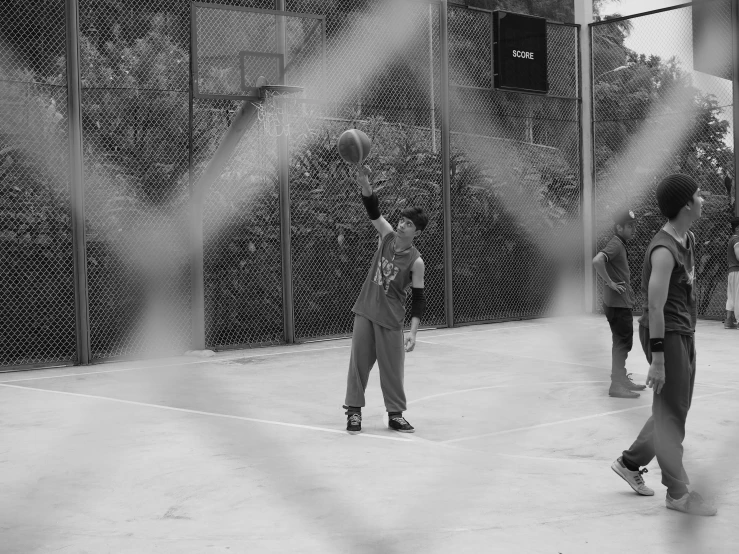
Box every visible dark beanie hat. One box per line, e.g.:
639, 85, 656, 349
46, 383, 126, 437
655, 174, 698, 219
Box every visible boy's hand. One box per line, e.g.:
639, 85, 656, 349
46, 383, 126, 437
608, 280, 626, 294
646, 359, 666, 394
357, 165, 372, 188
404, 332, 417, 352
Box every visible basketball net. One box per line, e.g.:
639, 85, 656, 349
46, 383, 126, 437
252, 88, 301, 138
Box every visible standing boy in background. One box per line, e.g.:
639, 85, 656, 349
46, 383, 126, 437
593, 209, 646, 399
343, 165, 428, 435
724, 216, 739, 329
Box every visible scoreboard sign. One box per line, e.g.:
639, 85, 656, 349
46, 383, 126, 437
493, 11, 549, 94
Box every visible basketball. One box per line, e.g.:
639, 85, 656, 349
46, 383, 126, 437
337, 129, 372, 164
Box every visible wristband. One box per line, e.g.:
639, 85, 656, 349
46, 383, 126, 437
410, 287, 426, 319
361, 192, 381, 220
649, 338, 664, 353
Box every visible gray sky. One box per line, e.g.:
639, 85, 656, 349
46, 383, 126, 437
599, 0, 734, 110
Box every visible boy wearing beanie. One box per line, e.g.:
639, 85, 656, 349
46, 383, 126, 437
724, 217, 739, 328
593, 209, 646, 398
611, 173, 717, 516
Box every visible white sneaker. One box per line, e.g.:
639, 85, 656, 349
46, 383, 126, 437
666, 491, 717, 516
611, 457, 654, 496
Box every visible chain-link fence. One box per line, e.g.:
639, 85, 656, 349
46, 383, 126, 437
592, 2, 735, 319
1, 0, 584, 368
0, 2, 76, 368
449, 7, 582, 323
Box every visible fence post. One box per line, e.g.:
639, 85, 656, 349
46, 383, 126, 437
276, 0, 295, 343
733, 0, 739, 216
576, 0, 595, 313
65, 0, 91, 364
439, 0, 454, 328
189, 7, 206, 351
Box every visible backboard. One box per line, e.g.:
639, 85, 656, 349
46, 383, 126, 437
191, 3, 326, 101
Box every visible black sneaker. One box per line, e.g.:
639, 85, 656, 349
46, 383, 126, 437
344, 406, 361, 435
622, 373, 647, 391
609, 382, 640, 399
388, 414, 415, 433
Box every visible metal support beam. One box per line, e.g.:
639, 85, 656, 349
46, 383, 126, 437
733, 0, 739, 215
440, 0, 454, 328
65, 0, 91, 364
576, 0, 595, 313
188, 6, 205, 351
276, 0, 295, 343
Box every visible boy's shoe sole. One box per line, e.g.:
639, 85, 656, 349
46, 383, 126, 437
611, 458, 654, 496
609, 386, 640, 399
388, 415, 415, 433
389, 426, 414, 433
666, 492, 717, 516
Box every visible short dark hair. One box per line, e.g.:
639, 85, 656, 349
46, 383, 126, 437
732, 217, 739, 232
400, 206, 428, 232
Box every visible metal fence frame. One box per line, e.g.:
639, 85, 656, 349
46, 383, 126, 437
589, 0, 739, 317
1, 0, 583, 370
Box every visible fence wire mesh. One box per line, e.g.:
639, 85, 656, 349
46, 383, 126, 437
449, 8, 582, 323
1, 0, 585, 367
592, 2, 735, 319
78, 0, 192, 359
0, 2, 76, 367
285, 0, 445, 341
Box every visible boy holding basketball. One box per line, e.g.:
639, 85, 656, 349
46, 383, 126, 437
611, 174, 716, 516
343, 165, 428, 435
592, 209, 646, 399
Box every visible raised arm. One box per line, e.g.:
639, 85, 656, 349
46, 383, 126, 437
357, 165, 393, 238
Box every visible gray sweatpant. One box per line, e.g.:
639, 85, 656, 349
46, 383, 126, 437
622, 327, 696, 497
345, 314, 407, 413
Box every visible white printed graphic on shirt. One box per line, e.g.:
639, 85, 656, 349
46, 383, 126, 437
372, 256, 400, 293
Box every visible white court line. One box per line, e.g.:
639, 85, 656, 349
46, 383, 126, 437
0, 382, 424, 445
442, 390, 736, 444
408, 381, 611, 405
0, 345, 352, 384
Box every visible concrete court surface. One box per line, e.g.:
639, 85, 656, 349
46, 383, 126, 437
1, 315, 738, 554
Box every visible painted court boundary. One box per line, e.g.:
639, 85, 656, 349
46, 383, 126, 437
0, 381, 734, 454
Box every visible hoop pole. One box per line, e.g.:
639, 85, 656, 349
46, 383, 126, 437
578, 0, 595, 313
276, 0, 295, 344
428, 4, 437, 154
440, 0, 454, 328
732, 0, 739, 216
65, 0, 91, 365
188, 5, 205, 351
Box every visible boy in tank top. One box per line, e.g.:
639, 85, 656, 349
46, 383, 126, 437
593, 208, 646, 398
343, 165, 428, 435
610, 174, 716, 516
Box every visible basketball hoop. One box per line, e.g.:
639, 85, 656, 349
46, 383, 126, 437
252, 84, 304, 137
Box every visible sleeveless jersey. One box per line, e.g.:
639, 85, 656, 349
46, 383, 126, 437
638, 230, 697, 336
352, 232, 421, 330
728, 235, 739, 273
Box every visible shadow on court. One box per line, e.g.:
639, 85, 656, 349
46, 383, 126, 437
0, 315, 737, 554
